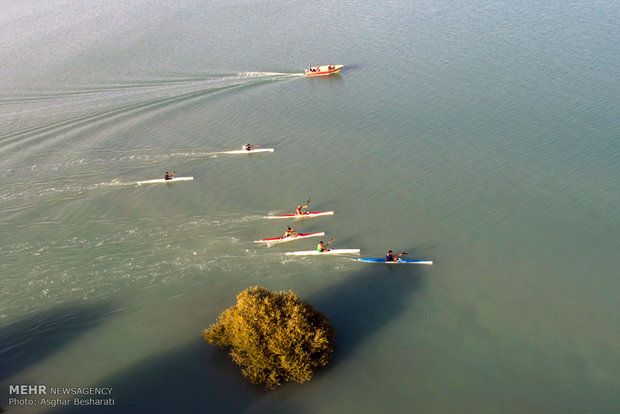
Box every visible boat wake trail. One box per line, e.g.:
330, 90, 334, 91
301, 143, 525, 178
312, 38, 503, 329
0, 146, 271, 180
0, 212, 275, 319
0, 71, 301, 158
0, 180, 144, 203
236, 71, 305, 78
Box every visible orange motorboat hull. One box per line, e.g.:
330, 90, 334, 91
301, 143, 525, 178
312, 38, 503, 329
305, 65, 343, 77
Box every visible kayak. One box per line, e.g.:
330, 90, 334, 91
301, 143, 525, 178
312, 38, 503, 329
353, 258, 433, 265
266, 211, 334, 219
220, 149, 274, 154
254, 232, 325, 245
286, 249, 360, 256
136, 177, 193, 185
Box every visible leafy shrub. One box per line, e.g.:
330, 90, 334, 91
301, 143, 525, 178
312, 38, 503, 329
203, 286, 335, 389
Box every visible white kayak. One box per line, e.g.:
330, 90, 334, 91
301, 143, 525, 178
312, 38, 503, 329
220, 148, 274, 154
266, 211, 334, 219
254, 232, 325, 245
136, 177, 193, 185
286, 249, 360, 256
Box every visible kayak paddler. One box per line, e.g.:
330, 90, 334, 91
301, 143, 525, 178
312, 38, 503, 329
164, 171, 176, 180
295, 197, 310, 215
283, 227, 299, 238
386, 250, 407, 262
243, 144, 259, 151
317, 238, 335, 253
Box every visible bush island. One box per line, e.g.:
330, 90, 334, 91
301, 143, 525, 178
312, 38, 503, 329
203, 286, 335, 389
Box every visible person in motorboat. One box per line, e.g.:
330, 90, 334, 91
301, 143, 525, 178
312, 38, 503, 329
283, 227, 299, 238
164, 171, 176, 180
317, 239, 333, 253
385, 250, 407, 262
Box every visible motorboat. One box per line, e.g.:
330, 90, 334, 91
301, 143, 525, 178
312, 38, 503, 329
304, 65, 343, 77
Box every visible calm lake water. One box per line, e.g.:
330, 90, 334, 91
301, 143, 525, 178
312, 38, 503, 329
1, 0, 618, 412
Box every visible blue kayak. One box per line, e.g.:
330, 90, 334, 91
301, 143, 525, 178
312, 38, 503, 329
353, 258, 433, 265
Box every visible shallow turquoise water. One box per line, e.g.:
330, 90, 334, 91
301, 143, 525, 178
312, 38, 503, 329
1, 0, 618, 412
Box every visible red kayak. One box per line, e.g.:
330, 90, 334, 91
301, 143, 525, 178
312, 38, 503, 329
254, 232, 325, 245
265, 211, 334, 219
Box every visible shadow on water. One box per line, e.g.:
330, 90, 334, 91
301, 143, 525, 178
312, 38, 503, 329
0, 302, 115, 411
48, 263, 427, 413
0, 302, 115, 385
340, 63, 362, 73
311, 259, 426, 364
52, 340, 261, 414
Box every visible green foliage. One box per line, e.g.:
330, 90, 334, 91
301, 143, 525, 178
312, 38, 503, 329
203, 286, 336, 389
